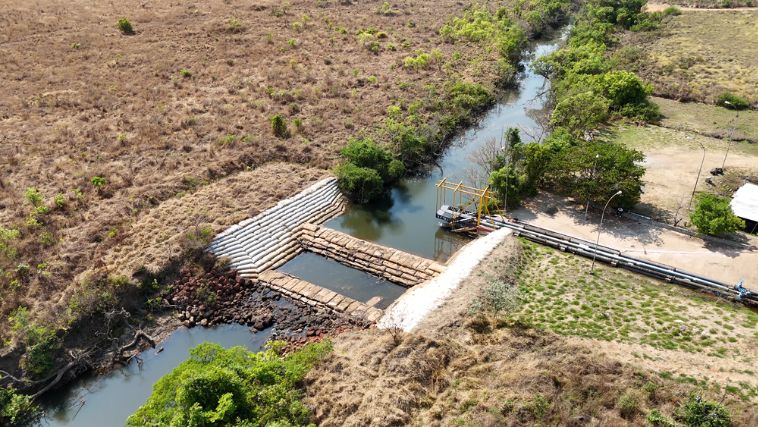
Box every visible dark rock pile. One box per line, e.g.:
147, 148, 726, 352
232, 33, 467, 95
168, 269, 368, 341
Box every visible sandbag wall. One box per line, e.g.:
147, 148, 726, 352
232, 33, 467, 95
298, 223, 446, 287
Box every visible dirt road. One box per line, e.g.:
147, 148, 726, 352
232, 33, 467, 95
511, 193, 758, 288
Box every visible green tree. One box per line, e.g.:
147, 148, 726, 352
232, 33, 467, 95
542, 141, 645, 209
335, 162, 384, 203
550, 91, 610, 136
690, 194, 745, 236
128, 341, 331, 427
490, 165, 526, 209
0, 387, 39, 427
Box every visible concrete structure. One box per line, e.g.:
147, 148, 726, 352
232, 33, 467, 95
207, 178, 345, 278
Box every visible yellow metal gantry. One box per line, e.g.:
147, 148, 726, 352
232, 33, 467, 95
435, 178, 496, 231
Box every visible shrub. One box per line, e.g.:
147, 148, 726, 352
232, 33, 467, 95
618, 390, 640, 419
53, 193, 66, 209
227, 17, 243, 33
674, 395, 732, 427
91, 176, 107, 188
116, 17, 134, 35
647, 409, 676, 427
0, 387, 39, 427
24, 187, 43, 207
270, 114, 289, 138
0, 227, 21, 259
127, 341, 331, 426
336, 162, 384, 203
716, 92, 749, 110
378, 1, 399, 16
690, 193, 745, 235
179, 68, 192, 78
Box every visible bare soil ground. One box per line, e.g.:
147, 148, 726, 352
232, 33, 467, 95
305, 237, 757, 425
619, 9, 757, 105
510, 192, 758, 287
612, 124, 758, 216
0, 0, 488, 342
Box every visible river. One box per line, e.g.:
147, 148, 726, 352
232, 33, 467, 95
36, 30, 564, 426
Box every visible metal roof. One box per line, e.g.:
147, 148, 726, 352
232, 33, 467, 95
731, 183, 758, 222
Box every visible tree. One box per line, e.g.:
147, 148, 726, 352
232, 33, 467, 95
335, 162, 384, 204
270, 114, 289, 138
337, 138, 404, 203
128, 341, 331, 427
550, 91, 610, 136
690, 193, 745, 236
490, 165, 526, 209
0, 387, 39, 427
542, 141, 645, 209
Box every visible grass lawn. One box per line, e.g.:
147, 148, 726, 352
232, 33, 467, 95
511, 240, 758, 356
654, 96, 758, 142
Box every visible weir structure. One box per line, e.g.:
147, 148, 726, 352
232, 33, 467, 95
208, 178, 447, 323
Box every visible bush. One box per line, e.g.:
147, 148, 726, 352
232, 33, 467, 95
91, 176, 107, 188
674, 395, 732, 427
0, 227, 20, 259
270, 114, 289, 138
0, 387, 39, 427
116, 17, 134, 35
24, 187, 43, 207
618, 390, 640, 419
647, 409, 676, 427
335, 162, 384, 203
690, 193, 745, 235
127, 341, 331, 426
716, 92, 749, 110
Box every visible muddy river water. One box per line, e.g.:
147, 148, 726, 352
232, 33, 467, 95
37, 31, 564, 426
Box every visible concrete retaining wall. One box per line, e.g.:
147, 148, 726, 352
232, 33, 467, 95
207, 178, 345, 278
298, 224, 446, 287
258, 270, 383, 323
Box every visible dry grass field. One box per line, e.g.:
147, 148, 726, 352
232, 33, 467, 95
653, 96, 758, 142
0, 0, 517, 352
619, 9, 757, 105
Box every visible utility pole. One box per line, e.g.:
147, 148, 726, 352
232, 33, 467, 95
590, 190, 622, 274
689, 141, 706, 209
722, 101, 739, 169
585, 153, 600, 220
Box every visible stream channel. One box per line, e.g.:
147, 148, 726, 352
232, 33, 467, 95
37, 31, 564, 426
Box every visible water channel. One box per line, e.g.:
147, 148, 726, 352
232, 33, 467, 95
37, 31, 564, 426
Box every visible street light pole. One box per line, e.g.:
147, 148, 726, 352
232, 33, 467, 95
688, 141, 706, 209
722, 102, 738, 169
585, 153, 600, 220
590, 190, 622, 273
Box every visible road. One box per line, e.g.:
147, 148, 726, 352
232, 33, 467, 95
510, 193, 758, 288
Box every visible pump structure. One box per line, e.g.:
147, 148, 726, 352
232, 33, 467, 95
435, 178, 497, 233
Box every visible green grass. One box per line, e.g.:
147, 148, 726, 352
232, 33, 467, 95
611, 123, 758, 158
509, 240, 758, 356
653, 96, 758, 142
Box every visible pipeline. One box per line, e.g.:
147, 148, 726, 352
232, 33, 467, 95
470, 213, 757, 306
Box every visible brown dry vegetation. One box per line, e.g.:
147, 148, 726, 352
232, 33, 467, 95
0, 0, 507, 358
617, 9, 757, 105
305, 238, 757, 425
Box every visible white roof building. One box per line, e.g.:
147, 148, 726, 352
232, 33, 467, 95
731, 183, 758, 223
